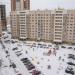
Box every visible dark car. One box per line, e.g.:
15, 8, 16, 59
21, 58, 29, 62
26, 64, 35, 70
61, 46, 66, 48
11, 40, 16, 43
65, 67, 74, 75
32, 70, 41, 75
4, 36, 8, 39
12, 47, 18, 51
48, 45, 52, 47
5, 50, 9, 54
67, 62, 75, 66
24, 61, 31, 65
74, 48, 75, 50
10, 63, 16, 68
68, 54, 75, 60
21, 58, 35, 70
68, 47, 73, 49
8, 32, 11, 34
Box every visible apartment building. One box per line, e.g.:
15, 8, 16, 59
10, 11, 19, 39
0, 20, 2, 38
10, 8, 75, 44
0, 6, 2, 38
29, 9, 53, 41
0, 5, 6, 30
10, 10, 29, 39
11, 0, 30, 11
19, 10, 29, 39
53, 8, 67, 43
66, 10, 75, 43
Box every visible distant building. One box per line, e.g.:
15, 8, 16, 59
0, 5, 6, 30
10, 8, 75, 44
10, 10, 29, 39
11, 0, 30, 11
10, 11, 19, 39
0, 20, 2, 38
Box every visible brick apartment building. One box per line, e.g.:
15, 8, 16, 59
10, 8, 75, 44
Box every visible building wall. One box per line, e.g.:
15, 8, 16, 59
53, 8, 67, 43
11, 0, 16, 11
29, 10, 53, 41
19, 10, 29, 39
0, 21, 2, 38
10, 8, 75, 44
23, 0, 30, 10
0, 5, 6, 30
66, 10, 75, 43
10, 11, 19, 39
11, 0, 30, 11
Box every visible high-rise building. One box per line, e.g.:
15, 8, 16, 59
11, 0, 30, 11
53, 8, 67, 43
0, 5, 6, 30
0, 20, 2, 38
10, 8, 75, 44
10, 11, 19, 39
10, 10, 29, 39
11, 0, 16, 11
19, 10, 29, 39
29, 9, 53, 41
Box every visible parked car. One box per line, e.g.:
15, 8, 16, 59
10, 63, 16, 68
4, 36, 8, 39
61, 46, 66, 48
4, 40, 10, 43
67, 62, 75, 66
48, 45, 52, 47
68, 47, 73, 49
26, 64, 35, 70
12, 47, 18, 51
5, 50, 9, 54
74, 48, 75, 50
32, 70, 41, 75
65, 66, 74, 75
11, 40, 16, 43
68, 54, 75, 60
21, 58, 35, 70
8, 32, 11, 34
21, 58, 29, 62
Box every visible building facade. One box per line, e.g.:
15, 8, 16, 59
0, 20, 2, 38
0, 5, 6, 30
10, 10, 29, 39
66, 10, 75, 43
10, 11, 19, 39
53, 8, 67, 43
11, 0, 30, 11
29, 10, 53, 41
19, 10, 29, 39
10, 8, 75, 44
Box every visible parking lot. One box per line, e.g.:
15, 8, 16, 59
0, 29, 75, 75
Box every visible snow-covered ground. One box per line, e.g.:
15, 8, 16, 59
0, 25, 75, 75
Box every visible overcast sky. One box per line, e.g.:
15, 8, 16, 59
0, 0, 75, 16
